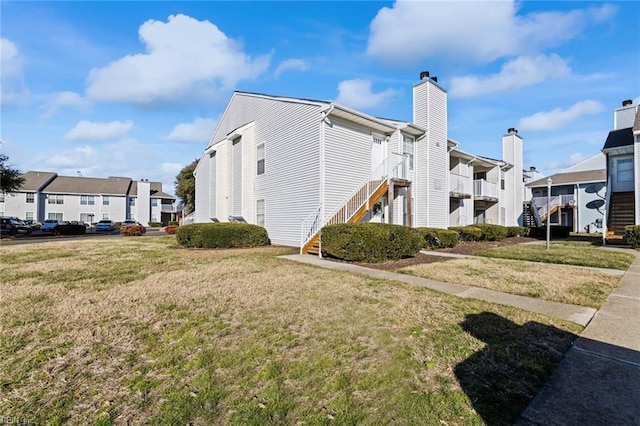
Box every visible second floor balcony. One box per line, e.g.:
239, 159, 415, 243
450, 173, 472, 198
474, 179, 498, 201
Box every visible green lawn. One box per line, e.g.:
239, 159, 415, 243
1, 237, 581, 425
475, 241, 635, 270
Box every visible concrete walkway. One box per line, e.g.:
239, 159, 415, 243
517, 249, 640, 425
280, 254, 596, 326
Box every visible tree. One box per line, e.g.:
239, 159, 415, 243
175, 158, 198, 214
0, 153, 25, 193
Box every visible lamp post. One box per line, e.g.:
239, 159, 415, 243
546, 177, 552, 250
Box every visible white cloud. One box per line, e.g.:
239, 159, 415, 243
1, 38, 28, 106
166, 117, 217, 143
161, 162, 184, 174
449, 54, 571, 98
568, 152, 586, 165
274, 58, 309, 77
63, 120, 134, 141
335, 79, 397, 110
518, 100, 604, 131
42, 91, 91, 119
86, 14, 271, 105
366, 1, 616, 65
48, 146, 99, 170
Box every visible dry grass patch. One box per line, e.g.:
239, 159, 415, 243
400, 257, 621, 308
1, 238, 581, 425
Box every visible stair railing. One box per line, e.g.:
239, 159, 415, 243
300, 204, 322, 253
300, 153, 408, 251
602, 179, 611, 245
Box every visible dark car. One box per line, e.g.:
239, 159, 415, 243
0, 217, 32, 236
24, 219, 42, 231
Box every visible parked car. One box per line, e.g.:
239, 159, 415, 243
121, 220, 142, 227
0, 217, 32, 236
41, 219, 60, 232
24, 220, 41, 230
95, 219, 115, 232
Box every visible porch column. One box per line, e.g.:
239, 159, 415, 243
387, 182, 394, 225
406, 184, 412, 227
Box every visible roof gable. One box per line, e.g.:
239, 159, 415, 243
603, 127, 633, 150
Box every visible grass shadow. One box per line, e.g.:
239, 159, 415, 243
454, 312, 577, 425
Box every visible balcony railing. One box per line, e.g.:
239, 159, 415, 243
474, 179, 498, 199
161, 204, 177, 212
449, 173, 472, 197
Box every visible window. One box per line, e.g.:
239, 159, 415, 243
403, 135, 414, 170
48, 212, 63, 221
26, 193, 35, 203
80, 213, 94, 223
129, 197, 136, 206
501, 179, 505, 190
256, 199, 265, 227
151, 198, 158, 207
103, 195, 110, 205
618, 158, 633, 182
0, 193, 4, 203
151, 213, 158, 222
48, 194, 64, 204
25, 212, 34, 220
257, 143, 265, 175
80, 195, 95, 205
129, 213, 136, 220
102, 213, 110, 220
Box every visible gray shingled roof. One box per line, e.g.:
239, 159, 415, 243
20, 171, 57, 191
129, 181, 175, 199
43, 176, 131, 195
527, 169, 606, 187
603, 127, 633, 150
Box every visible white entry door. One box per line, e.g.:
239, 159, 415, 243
610, 155, 634, 192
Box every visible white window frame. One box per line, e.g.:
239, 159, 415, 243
26, 193, 35, 203
103, 195, 110, 206
25, 211, 34, 220
151, 198, 158, 207
403, 134, 414, 171
256, 199, 265, 227
48, 212, 63, 221
257, 143, 265, 175
48, 194, 64, 204
80, 195, 95, 205
129, 197, 136, 207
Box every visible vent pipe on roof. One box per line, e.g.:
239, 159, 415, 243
622, 99, 633, 107
431, 76, 438, 82
420, 71, 430, 80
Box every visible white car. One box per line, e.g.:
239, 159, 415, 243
95, 219, 115, 232
41, 219, 60, 232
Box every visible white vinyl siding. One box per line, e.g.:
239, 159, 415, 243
231, 138, 243, 216
195, 93, 321, 246
323, 118, 372, 217
209, 151, 217, 220
194, 151, 210, 223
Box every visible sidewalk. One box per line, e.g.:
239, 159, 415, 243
280, 254, 596, 325
517, 249, 640, 425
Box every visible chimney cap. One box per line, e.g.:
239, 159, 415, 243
420, 71, 430, 80
431, 76, 438, 82
622, 99, 633, 107
508, 127, 518, 134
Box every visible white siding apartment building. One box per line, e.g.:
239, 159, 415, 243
194, 72, 526, 250
1, 173, 176, 226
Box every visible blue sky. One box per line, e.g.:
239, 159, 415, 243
1, 1, 639, 196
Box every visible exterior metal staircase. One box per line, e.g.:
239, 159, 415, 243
606, 191, 635, 242
300, 154, 408, 255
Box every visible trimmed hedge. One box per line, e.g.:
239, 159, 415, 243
321, 223, 422, 263
506, 226, 530, 237
625, 225, 640, 249
449, 225, 484, 242
53, 224, 86, 236
169, 221, 179, 226
148, 221, 164, 228
165, 225, 178, 235
529, 226, 571, 239
176, 223, 269, 248
417, 227, 459, 249
473, 224, 508, 241
120, 224, 146, 236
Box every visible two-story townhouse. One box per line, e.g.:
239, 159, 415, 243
0, 171, 56, 222
602, 100, 640, 242
2, 173, 176, 226
526, 153, 606, 233
194, 72, 526, 251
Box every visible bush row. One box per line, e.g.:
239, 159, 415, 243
120, 224, 146, 236
321, 223, 422, 263
176, 223, 269, 248
148, 222, 164, 228
417, 227, 459, 249
53, 224, 86, 236
625, 225, 640, 249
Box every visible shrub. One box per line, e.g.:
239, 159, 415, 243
165, 225, 178, 235
449, 225, 484, 242
169, 221, 179, 226
321, 223, 422, 263
120, 224, 146, 236
147, 221, 164, 228
473, 224, 508, 241
529, 226, 571, 239
53, 224, 86, 236
507, 226, 531, 237
176, 223, 269, 248
114, 221, 122, 229
625, 225, 640, 249
417, 227, 459, 249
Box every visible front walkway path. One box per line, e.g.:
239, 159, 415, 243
280, 254, 596, 326
517, 248, 640, 425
